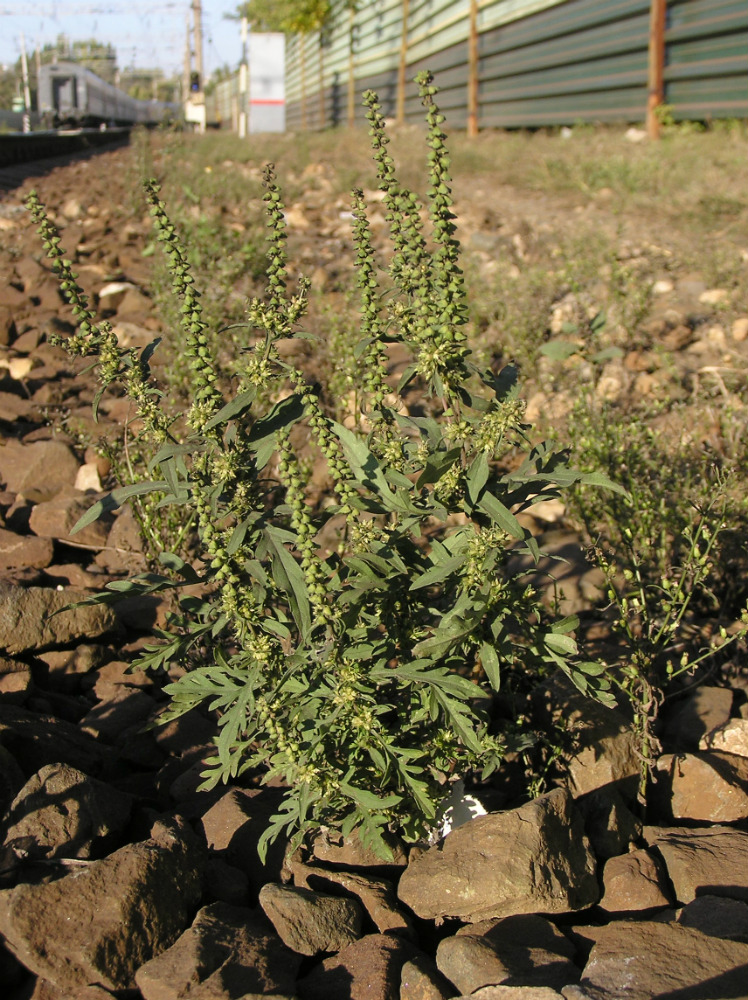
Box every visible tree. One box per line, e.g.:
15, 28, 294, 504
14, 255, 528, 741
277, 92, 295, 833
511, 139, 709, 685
38, 36, 118, 83
0, 66, 20, 111
119, 68, 179, 104
234, 0, 332, 33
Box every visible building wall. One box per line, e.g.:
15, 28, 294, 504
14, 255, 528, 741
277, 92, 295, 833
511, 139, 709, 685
206, 32, 285, 133
284, 0, 748, 130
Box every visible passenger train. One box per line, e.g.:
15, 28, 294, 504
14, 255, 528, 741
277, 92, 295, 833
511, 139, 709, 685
38, 62, 177, 128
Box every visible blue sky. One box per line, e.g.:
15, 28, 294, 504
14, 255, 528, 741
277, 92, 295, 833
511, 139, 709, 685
0, 1, 246, 78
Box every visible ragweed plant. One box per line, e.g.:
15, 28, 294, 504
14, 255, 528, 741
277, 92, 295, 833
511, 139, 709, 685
567, 400, 748, 804
26, 73, 617, 859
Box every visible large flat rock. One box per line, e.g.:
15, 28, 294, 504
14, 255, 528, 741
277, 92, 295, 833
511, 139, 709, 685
643, 825, 748, 904
572, 920, 748, 1000
0, 583, 117, 655
0, 820, 204, 990
397, 788, 598, 923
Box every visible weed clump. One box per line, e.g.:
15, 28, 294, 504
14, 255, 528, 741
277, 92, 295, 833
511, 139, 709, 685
26, 73, 615, 858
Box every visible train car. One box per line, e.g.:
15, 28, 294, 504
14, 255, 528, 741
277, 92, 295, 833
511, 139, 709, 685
38, 62, 176, 128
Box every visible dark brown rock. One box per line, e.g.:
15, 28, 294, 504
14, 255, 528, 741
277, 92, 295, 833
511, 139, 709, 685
115, 285, 152, 317
29, 492, 112, 548
677, 894, 748, 942
535, 675, 638, 800
0, 704, 105, 778
151, 707, 216, 755
14, 256, 48, 292
467, 989, 565, 999
437, 915, 579, 994
0, 305, 16, 344
4, 495, 32, 534
655, 751, 748, 822
3, 762, 133, 860
0, 391, 34, 422
135, 901, 301, 1000
36, 644, 108, 691
562, 705, 638, 800
286, 850, 414, 937
78, 686, 156, 742
0, 819, 204, 989
298, 932, 417, 1000
160, 748, 217, 801
41, 562, 105, 589
93, 506, 147, 574
0, 584, 117, 655
662, 323, 696, 350
397, 789, 598, 923
662, 685, 733, 751
700, 717, 748, 757
0, 280, 26, 308
112, 320, 155, 348
644, 825, 748, 904
0, 528, 53, 573
576, 920, 748, 1000
0, 743, 25, 815
598, 849, 671, 913
312, 827, 408, 870
203, 857, 249, 907
0, 665, 32, 703
24, 979, 118, 1000
0, 440, 79, 498
91, 657, 152, 700
400, 954, 456, 1000
260, 882, 364, 956
198, 787, 287, 897
576, 786, 642, 860
96, 281, 134, 313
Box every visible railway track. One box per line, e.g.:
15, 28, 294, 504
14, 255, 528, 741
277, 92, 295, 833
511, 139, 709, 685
0, 128, 132, 193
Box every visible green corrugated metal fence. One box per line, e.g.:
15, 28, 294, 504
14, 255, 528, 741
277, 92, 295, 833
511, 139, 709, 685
284, 0, 748, 130
665, 0, 748, 119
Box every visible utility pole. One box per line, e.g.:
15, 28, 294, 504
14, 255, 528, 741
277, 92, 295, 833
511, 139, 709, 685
19, 32, 31, 132
183, 12, 191, 105
193, 0, 204, 94
34, 41, 41, 100
192, 0, 205, 132
239, 15, 248, 138
184, 1, 206, 132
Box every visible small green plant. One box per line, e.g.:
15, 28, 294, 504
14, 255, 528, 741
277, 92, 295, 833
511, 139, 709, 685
27, 73, 616, 859
567, 399, 748, 804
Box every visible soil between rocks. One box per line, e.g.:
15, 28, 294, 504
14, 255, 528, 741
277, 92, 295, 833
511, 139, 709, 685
0, 138, 747, 1000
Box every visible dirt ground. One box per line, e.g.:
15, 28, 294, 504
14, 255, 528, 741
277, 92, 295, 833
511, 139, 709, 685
0, 126, 748, 998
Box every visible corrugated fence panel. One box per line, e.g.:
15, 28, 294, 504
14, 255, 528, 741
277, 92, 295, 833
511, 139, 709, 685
665, 0, 748, 119
477, 0, 650, 127
284, 0, 748, 131
353, 0, 402, 76
402, 0, 468, 125
286, 32, 325, 130
407, 0, 471, 62
321, 24, 350, 128
479, 0, 566, 33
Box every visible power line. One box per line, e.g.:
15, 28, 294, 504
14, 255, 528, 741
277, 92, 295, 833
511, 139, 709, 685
0, 4, 182, 15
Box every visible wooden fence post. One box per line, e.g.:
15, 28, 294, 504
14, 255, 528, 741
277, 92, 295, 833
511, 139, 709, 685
467, 0, 479, 137
647, 0, 667, 138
